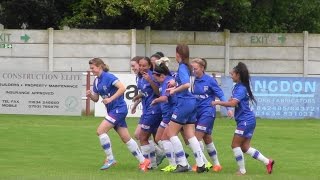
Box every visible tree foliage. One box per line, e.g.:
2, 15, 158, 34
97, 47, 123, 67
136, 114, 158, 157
59, 0, 170, 29
238, 0, 320, 33
1, 0, 320, 32
0, 0, 75, 29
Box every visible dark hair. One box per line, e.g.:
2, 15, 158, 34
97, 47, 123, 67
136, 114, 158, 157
155, 51, 164, 57
89, 58, 109, 72
150, 53, 161, 60
233, 62, 256, 105
137, 57, 153, 78
138, 57, 153, 70
176, 44, 192, 73
131, 56, 143, 63
154, 62, 171, 76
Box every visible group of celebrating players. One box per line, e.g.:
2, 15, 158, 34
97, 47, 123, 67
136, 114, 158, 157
86, 44, 275, 175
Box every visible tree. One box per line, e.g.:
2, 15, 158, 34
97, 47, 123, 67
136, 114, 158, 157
1, 0, 320, 33
243, 0, 320, 33
0, 0, 75, 29
60, 0, 170, 29
152, 0, 223, 31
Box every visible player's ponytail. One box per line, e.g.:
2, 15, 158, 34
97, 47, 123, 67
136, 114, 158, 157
176, 44, 192, 74
103, 64, 109, 72
234, 62, 256, 105
154, 62, 171, 76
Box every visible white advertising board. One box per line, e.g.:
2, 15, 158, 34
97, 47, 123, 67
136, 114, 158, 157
0, 72, 82, 116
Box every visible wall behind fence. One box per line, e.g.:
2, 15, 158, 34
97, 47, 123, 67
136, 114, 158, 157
1, 27, 320, 114
1, 27, 320, 77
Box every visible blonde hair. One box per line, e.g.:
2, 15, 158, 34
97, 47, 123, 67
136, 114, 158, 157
89, 58, 109, 72
191, 58, 207, 70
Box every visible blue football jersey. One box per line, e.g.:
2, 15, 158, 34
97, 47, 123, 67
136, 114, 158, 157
175, 63, 194, 98
93, 71, 127, 114
232, 83, 255, 122
193, 74, 228, 112
160, 76, 177, 114
137, 70, 161, 115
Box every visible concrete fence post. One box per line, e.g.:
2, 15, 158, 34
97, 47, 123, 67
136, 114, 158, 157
86, 71, 91, 116
224, 29, 230, 76
130, 29, 136, 73
48, 28, 54, 71
303, 31, 309, 77
145, 26, 151, 57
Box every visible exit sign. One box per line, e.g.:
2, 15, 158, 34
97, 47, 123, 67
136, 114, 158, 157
0, 43, 12, 48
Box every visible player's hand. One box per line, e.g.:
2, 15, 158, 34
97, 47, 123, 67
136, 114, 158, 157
166, 87, 176, 95
102, 98, 112, 104
151, 99, 157, 106
167, 79, 175, 88
86, 90, 92, 97
227, 110, 234, 118
142, 72, 151, 82
211, 100, 218, 106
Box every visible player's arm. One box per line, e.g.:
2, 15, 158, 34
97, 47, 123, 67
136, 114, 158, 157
170, 83, 189, 94
133, 93, 143, 102
169, 65, 190, 95
151, 96, 168, 105
131, 98, 141, 114
149, 80, 160, 96
212, 98, 238, 107
142, 72, 160, 96
103, 80, 126, 104
87, 78, 100, 102
210, 80, 233, 112
86, 90, 99, 102
132, 98, 141, 107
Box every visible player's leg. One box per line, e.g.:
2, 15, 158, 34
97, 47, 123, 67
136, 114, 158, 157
139, 129, 154, 168
134, 114, 144, 140
184, 123, 207, 173
167, 121, 189, 172
168, 98, 199, 173
140, 113, 162, 169
232, 134, 247, 175
195, 113, 217, 171
241, 124, 275, 174
154, 123, 166, 166
179, 128, 190, 159
97, 116, 116, 170
160, 125, 177, 172
134, 124, 141, 140
194, 131, 212, 171
203, 134, 222, 172
200, 115, 222, 172
116, 126, 150, 171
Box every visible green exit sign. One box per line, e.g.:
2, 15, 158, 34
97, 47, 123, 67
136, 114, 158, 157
0, 43, 13, 48
0, 33, 11, 42
0, 32, 12, 48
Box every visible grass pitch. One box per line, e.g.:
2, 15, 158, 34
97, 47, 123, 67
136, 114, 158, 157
0, 114, 319, 180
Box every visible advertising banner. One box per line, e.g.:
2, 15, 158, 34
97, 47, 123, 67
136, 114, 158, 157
0, 72, 82, 116
221, 76, 320, 119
